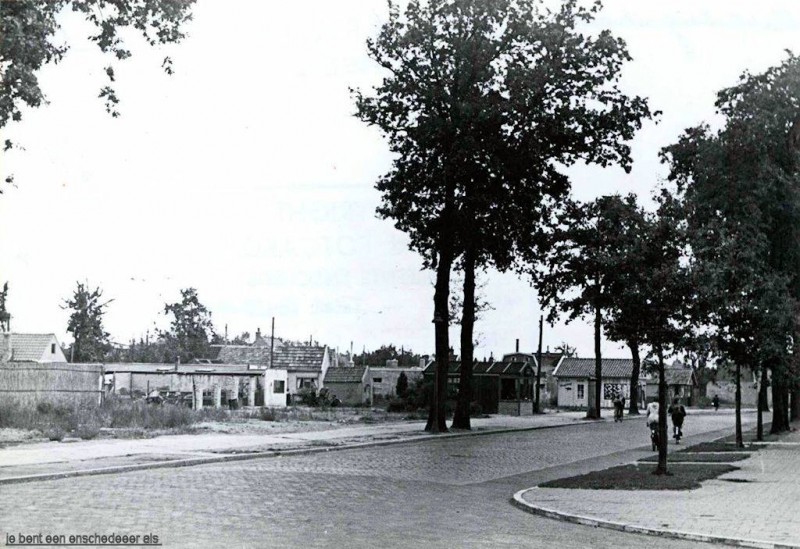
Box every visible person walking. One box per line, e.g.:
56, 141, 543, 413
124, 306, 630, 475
668, 398, 687, 443
712, 394, 720, 412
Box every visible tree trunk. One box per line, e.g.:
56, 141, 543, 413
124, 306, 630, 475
426, 248, 453, 434
534, 315, 543, 413
654, 345, 669, 475
757, 365, 768, 441
791, 384, 800, 422
587, 302, 602, 419
452, 246, 476, 430
735, 362, 743, 447
770, 376, 790, 434
627, 339, 641, 415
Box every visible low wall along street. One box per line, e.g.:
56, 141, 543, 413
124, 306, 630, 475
0, 362, 103, 407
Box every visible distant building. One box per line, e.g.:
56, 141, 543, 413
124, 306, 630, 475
645, 360, 700, 405
553, 357, 647, 409
0, 333, 67, 363
207, 339, 332, 402
323, 366, 370, 406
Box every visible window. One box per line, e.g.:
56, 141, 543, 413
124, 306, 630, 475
51, 343, 56, 354
297, 378, 316, 389
274, 380, 285, 394
577, 384, 585, 399
373, 378, 383, 384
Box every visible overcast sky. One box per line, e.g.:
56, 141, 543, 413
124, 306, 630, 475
2, 1, 800, 360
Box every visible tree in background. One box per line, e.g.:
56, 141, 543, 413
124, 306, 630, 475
553, 342, 577, 358
357, 345, 422, 368
0, 282, 9, 330
535, 195, 647, 419
596, 194, 649, 415
396, 371, 409, 398
355, 0, 652, 431
1, 0, 196, 188
663, 54, 800, 435
62, 282, 112, 362
632, 194, 694, 474
161, 288, 214, 363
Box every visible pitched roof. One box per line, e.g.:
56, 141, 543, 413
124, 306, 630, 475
425, 359, 535, 377
210, 344, 326, 371
324, 366, 366, 383
7, 334, 57, 362
553, 357, 635, 379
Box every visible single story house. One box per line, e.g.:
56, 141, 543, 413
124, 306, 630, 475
323, 366, 370, 406
208, 341, 331, 402
369, 364, 426, 400
501, 351, 564, 407
645, 360, 700, 405
553, 357, 647, 409
0, 333, 67, 363
423, 358, 537, 415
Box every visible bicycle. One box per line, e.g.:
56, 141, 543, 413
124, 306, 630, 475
649, 422, 660, 451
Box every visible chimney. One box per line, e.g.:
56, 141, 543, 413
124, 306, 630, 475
419, 356, 426, 368
515, 339, 519, 353
256, 327, 261, 339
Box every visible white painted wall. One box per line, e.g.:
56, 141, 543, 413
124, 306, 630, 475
264, 369, 289, 407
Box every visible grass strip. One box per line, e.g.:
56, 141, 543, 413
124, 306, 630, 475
539, 463, 738, 491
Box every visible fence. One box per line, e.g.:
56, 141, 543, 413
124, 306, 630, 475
0, 362, 103, 407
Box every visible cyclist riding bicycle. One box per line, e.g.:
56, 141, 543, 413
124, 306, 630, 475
646, 401, 660, 450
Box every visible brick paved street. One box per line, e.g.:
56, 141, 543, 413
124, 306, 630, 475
0, 413, 753, 548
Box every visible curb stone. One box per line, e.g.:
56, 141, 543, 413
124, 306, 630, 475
0, 417, 600, 485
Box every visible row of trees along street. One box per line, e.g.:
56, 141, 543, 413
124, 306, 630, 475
355, 0, 800, 475
2, 1, 800, 477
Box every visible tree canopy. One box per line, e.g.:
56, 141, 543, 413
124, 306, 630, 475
62, 281, 112, 362
161, 287, 215, 363
354, 0, 653, 431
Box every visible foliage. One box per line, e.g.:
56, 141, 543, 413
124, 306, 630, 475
395, 371, 408, 398
0, 0, 194, 126
553, 342, 577, 358
662, 52, 800, 435
0, 282, 9, 330
357, 344, 422, 367
355, 0, 653, 431
62, 281, 113, 362
160, 288, 215, 363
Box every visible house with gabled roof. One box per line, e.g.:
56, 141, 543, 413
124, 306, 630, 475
553, 357, 647, 409
0, 333, 67, 363
323, 366, 370, 406
423, 356, 539, 415
207, 340, 331, 401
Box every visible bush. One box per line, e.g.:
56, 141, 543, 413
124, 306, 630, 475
296, 387, 319, 406
36, 401, 54, 415
696, 396, 712, 408
45, 426, 66, 441
387, 398, 407, 413
259, 407, 276, 421
75, 423, 101, 440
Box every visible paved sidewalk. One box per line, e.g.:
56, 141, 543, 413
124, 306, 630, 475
515, 421, 800, 549
0, 409, 600, 482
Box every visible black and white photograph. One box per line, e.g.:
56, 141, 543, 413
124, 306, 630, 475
0, 1, 799, 547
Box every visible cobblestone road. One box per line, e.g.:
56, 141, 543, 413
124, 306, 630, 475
0, 414, 750, 548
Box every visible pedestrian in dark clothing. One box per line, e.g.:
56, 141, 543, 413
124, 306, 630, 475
668, 398, 687, 443
712, 394, 720, 412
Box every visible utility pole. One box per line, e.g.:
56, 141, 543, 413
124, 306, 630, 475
535, 315, 543, 413
269, 317, 275, 369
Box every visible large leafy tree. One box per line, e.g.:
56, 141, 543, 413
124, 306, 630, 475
535, 195, 644, 419
663, 53, 800, 434
596, 194, 648, 415
1, 0, 195, 187
62, 281, 113, 362
354, 0, 652, 432
633, 193, 694, 475
161, 287, 214, 364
